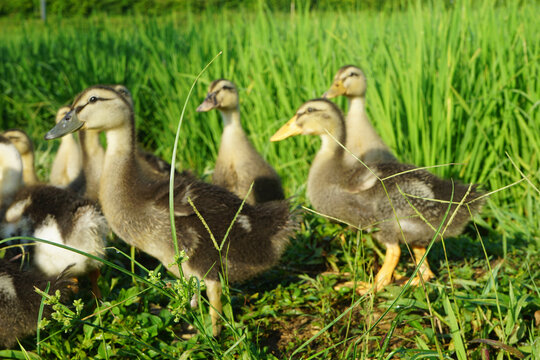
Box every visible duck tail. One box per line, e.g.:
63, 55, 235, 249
254, 199, 298, 258
459, 183, 486, 215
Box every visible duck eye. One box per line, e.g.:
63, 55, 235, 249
89, 96, 98, 103
349, 72, 358, 77
307, 107, 315, 113
222, 86, 233, 91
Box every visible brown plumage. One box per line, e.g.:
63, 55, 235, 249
45, 85, 295, 336
197, 79, 285, 204
0, 259, 76, 349
271, 99, 484, 292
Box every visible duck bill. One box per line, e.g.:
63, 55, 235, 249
322, 80, 345, 98
44, 110, 85, 140
196, 93, 217, 112
270, 115, 302, 142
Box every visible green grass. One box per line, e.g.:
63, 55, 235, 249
0, 0, 539, 358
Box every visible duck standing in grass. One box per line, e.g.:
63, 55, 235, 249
197, 79, 285, 204
0, 259, 76, 349
2, 129, 40, 185
50, 106, 83, 187
323, 65, 397, 165
45, 85, 295, 336
271, 99, 483, 293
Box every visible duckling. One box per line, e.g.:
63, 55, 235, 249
0, 259, 76, 349
1, 185, 108, 296
323, 65, 397, 165
0, 134, 23, 211
50, 106, 84, 187
2, 129, 40, 185
271, 99, 483, 292
45, 85, 295, 336
197, 79, 284, 204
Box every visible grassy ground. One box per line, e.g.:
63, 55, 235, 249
0, 0, 539, 358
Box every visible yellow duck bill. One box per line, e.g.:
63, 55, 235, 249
322, 80, 345, 99
270, 115, 302, 142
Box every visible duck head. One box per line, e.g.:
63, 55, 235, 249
270, 99, 344, 141
196, 79, 239, 112
113, 84, 134, 108
45, 86, 132, 140
322, 65, 367, 98
2, 129, 34, 157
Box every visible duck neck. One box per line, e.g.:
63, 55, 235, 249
346, 95, 386, 156
220, 108, 242, 130
100, 118, 137, 203
62, 134, 79, 154
21, 153, 38, 184
80, 130, 105, 200
219, 108, 248, 148
307, 127, 346, 203
81, 130, 103, 157
103, 123, 136, 164
313, 127, 346, 168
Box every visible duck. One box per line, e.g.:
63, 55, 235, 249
271, 99, 483, 293
0, 134, 23, 211
0, 259, 76, 349
197, 79, 284, 204
1, 185, 108, 297
49, 106, 83, 187
2, 129, 40, 185
44, 85, 295, 336
323, 65, 397, 165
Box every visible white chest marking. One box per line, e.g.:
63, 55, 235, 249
0, 274, 17, 299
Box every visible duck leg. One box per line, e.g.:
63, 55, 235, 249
408, 246, 435, 286
367, 243, 401, 292
205, 279, 222, 337
88, 268, 102, 299
334, 243, 401, 294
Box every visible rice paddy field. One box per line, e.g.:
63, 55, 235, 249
0, 0, 539, 358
